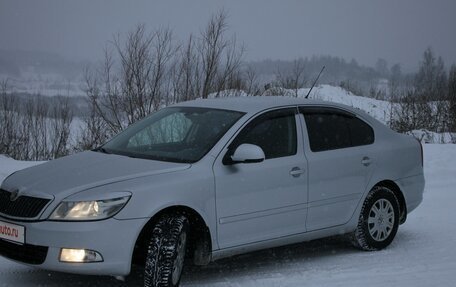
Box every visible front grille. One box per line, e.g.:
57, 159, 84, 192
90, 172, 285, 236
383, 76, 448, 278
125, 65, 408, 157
0, 189, 51, 218
0, 239, 48, 265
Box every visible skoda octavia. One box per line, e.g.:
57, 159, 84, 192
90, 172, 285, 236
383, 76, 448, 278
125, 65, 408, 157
0, 97, 424, 286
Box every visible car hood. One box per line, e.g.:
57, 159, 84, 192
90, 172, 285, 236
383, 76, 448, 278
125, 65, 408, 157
1, 151, 191, 200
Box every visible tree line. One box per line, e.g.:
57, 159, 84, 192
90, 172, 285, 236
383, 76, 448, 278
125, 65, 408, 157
390, 48, 456, 137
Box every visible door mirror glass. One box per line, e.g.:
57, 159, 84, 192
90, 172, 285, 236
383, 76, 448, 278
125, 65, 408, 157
231, 144, 265, 164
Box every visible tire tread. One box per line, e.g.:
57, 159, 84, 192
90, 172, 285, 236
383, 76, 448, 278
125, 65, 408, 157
144, 215, 188, 287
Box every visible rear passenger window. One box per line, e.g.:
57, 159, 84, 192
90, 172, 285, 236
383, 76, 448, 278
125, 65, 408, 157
300, 107, 374, 152
303, 113, 351, 152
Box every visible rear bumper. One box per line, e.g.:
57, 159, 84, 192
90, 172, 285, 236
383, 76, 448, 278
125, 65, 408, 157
0, 216, 148, 276
396, 173, 425, 214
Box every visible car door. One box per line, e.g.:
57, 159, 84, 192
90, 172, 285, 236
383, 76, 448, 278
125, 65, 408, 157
299, 107, 376, 231
213, 108, 308, 249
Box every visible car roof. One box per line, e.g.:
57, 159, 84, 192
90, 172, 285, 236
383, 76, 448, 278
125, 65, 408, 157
172, 96, 388, 130
173, 96, 352, 114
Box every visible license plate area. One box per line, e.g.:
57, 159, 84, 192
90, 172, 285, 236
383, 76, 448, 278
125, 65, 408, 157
0, 220, 25, 245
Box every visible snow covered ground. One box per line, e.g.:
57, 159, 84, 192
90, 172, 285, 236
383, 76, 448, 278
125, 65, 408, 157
0, 155, 45, 182
0, 144, 455, 286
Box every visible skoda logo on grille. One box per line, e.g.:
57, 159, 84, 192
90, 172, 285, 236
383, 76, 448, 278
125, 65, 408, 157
9, 189, 20, 202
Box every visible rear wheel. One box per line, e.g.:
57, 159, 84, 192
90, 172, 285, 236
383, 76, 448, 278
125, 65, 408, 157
144, 215, 189, 287
351, 186, 400, 251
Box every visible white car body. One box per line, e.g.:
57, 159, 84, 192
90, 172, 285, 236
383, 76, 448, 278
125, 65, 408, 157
0, 97, 424, 278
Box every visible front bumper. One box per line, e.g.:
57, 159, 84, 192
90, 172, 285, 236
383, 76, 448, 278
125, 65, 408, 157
0, 216, 148, 276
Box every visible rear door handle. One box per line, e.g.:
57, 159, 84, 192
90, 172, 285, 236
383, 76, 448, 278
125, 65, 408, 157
290, 167, 305, 177
361, 157, 372, 166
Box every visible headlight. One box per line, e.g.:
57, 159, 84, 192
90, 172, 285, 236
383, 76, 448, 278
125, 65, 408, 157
49, 196, 130, 221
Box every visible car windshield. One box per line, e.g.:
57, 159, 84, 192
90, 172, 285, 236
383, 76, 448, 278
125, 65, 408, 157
100, 107, 245, 163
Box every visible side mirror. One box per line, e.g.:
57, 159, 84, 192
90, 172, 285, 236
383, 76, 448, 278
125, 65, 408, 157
230, 144, 265, 164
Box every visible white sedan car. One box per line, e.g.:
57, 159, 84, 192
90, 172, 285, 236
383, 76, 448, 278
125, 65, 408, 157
0, 97, 424, 287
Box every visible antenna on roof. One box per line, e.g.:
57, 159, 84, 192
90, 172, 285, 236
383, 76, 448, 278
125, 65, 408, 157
305, 66, 325, 99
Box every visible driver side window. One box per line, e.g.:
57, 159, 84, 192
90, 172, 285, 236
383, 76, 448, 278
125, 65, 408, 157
230, 108, 297, 160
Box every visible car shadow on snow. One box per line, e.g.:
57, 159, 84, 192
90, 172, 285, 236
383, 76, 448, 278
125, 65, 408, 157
0, 236, 367, 286
181, 235, 358, 285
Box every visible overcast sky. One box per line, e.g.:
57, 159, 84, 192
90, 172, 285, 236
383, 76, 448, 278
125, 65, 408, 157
1, 0, 455, 70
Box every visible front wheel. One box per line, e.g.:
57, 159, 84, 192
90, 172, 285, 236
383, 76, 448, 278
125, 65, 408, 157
351, 186, 400, 251
144, 215, 189, 287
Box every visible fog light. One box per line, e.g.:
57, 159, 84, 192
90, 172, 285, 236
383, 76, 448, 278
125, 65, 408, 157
59, 248, 103, 263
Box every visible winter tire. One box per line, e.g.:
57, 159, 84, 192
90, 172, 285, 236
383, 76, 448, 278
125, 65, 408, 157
144, 215, 189, 287
351, 186, 400, 251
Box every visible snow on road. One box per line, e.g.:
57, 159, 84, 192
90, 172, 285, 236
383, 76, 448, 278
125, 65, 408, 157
0, 144, 455, 286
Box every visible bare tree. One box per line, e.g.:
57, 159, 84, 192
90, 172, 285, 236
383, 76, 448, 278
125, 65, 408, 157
214, 35, 245, 97
84, 49, 124, 135
84, 25, 178, 137
49, 97, 73, 158
0, 79, 8, 94
199, 11, 228, 98
78, 12, 246, 152
275, 58, 307, 97
0, 79, 21, 156
244, 65, 261, 96
171, 35, 201, 102
416, 49, 448, 132
115, 25, 155, 124
368, 84, 387, 100
415, 47, 447, 101
390, 90, 434, 133
198, 10, 244, 98
146, 27, 176, 110
375, 58, 389, 77
76, 97, 110, 151
389, 63, 402, 99
339, 79, 364, 97
25, 96, 50, 160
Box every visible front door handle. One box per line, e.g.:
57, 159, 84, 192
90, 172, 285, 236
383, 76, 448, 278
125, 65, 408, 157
290, 167, 305, 177
361, 156, 372, 166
